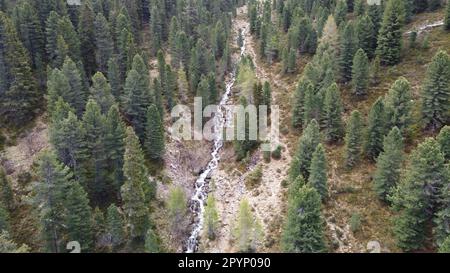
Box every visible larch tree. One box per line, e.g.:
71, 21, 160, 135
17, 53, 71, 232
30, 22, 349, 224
233, 199, 263, 253
204, 195, 219, 240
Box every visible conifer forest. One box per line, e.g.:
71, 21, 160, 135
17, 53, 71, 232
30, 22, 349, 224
0, 0, 449, 255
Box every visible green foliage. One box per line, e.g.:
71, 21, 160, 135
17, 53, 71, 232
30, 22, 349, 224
344, 110, 364, 169
0, 12, 38, 126
90, 72, 115, 114
437, 126, 450, 161
0, 167, 14, 211
290, 120, 321, 181
438, 236, 450, 253
322, 83, 344, 143
232, 199, 263, 253
339, 21, 357, 83
144, 104, 165, 162
365, 98, 386, 161
65, 181, 93, 252
78, 1, 96, 76
334, 0, 348, 27
204, 195, 219, 241
384, 77, 413, 136
121, 127, 150, 241
94, 13, 113, 74
373, 127, 404, 202
245, 165, 263, 190
144, 228, 159, 253
308, 144, 328, 201
376, 0, 405, 65
106, 204, 126, 248
167, 186, 187, 238
0, 231, 29, 253
349, 213, 362, 233
352, 49, 370, 97
281, 185, 326, 253
355, 15, 376, 59
391, 139, 447, 251
420, 50, 450, 131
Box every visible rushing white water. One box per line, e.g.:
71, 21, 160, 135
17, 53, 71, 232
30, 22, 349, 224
185, 27, 248, 253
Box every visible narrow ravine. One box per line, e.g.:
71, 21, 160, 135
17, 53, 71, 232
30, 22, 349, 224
185, 25, 248, 253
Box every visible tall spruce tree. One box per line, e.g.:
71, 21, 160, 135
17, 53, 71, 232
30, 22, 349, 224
61, 57, 86, 117
78, 1, 96, 76
373, 127, 404, 202
106, 204, 125, 248
344, 110, 364, 169
391, 138, 448, 251
365, 98, 386, 161
290, 119, 321, 181
0, 12, 38, 126
339, 21, 357, 83
351, 48, 370, 97
376, 0, 405, 65
94, 13, 113, 74
322, 83, 344, 143
144, 104, 165, 162
308, 144, 328, 200
64, 181, 93, 252
384, 77, 413, 135
121, 127, 150, 240
420, 50, 450, 131
281, 185, 326, 253
90, 72, 115, 114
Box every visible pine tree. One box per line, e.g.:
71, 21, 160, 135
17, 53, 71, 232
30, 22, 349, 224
334, 0, 348, 26
121, 54, 151, 141
61, 57, 86, 117
322, 83, 344, 143
437, 126, 450, 161
32, 151, 72, 253
50, 111, 86, 184
58, 16, 81, 62
45, 11, 60, 67
94, 13, 113, 74
121, 127, 150, 240
104, 104, 126, 196
64, 182, 93, 252
292, 78, 311, 128
106, 204, 125, 248
365, 98, 386, 161
351, 48, 370, 97
0, 12, 38, 126
144, 104, 165, 161
82, 99, 109, 206
373, 127, 404, 202
391, 138, 447, 251
344, 110, 363, 169
290, 120, 321, 181
233, 199, 263, 252
308, 145, 328, 201
420, 50, 450, 131
339, 21, 357, 83
12, 1, 45, 69
90, 72, 115, 114
108, 57, 122, 99
0, 167, 14, 211
78, 1, 96, 76
376, 0, 405, 65
281, 185, 326, 253
204, 195, 219, 240
355, 15, 376, 59
384, 77, 413, 135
